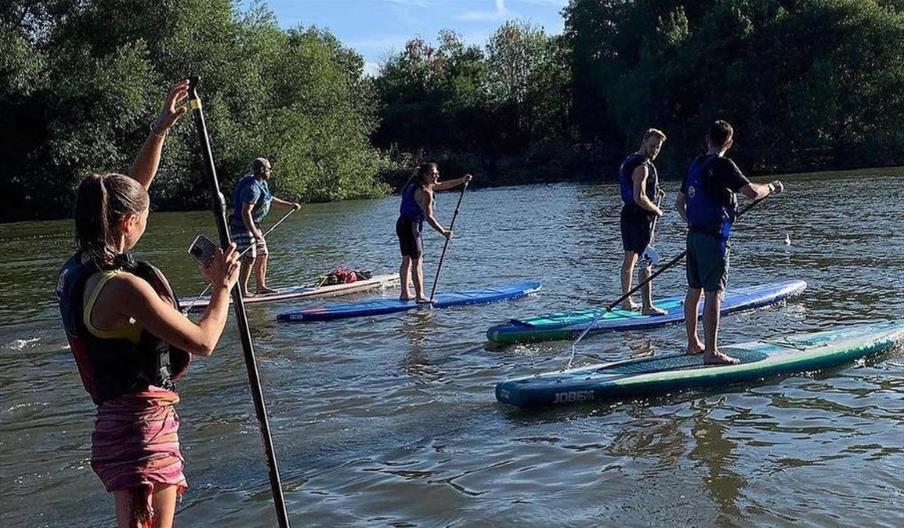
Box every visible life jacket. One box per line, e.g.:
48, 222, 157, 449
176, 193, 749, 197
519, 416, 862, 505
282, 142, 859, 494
399, 183, 425, 223
618, 153, 658, 215
55, 253, 190, 405
685, 154, 735, 240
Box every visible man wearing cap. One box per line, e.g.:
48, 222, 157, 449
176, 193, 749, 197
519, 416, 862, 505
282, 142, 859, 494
229, 157, 300, 296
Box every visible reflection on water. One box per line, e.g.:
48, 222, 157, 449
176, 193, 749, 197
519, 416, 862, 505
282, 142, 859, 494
1, 169, 903, 527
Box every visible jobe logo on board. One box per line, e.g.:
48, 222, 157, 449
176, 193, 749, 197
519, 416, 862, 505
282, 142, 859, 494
553, 390, 595, 404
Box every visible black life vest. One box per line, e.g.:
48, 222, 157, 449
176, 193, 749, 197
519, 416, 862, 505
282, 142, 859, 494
55, 253, 190, 405
618, 153, 659, 216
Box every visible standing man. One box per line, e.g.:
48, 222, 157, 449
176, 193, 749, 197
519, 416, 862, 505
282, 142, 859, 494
676, 120, 783, 364
618, 128, 667, 315
229, 157, 300, 297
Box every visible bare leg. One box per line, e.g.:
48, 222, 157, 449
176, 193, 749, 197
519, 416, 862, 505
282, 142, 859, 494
151, 483, 178, 528
239, 257, 255, 297
254, 253, 277, 294
399, 256, 414, 300
621, 251, 640, 310
685, 287, 704, 354
703, 289, 739, 364
413, 256, 429, 302
641, 265, 666, 315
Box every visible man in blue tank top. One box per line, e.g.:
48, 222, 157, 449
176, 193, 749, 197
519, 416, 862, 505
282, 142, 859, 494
229, 158, 300, 297
676, 121, 784, 364
618, 128, 667, 315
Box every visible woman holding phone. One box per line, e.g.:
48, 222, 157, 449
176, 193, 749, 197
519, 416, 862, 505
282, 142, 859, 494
55, 80, 240, 528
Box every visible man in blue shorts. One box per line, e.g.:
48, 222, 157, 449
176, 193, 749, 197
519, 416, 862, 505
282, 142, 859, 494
229, 158, 300, 296
618, 128, 667, 315
676, 121, 784, 364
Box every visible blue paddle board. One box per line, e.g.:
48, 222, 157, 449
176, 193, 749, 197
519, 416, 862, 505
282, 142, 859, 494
496, 320, 904, 407
487, 280, 807, 343
278, 281, 542, 322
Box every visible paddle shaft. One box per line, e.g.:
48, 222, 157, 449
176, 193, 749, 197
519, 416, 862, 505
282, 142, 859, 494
187, 77, 291, 528
568, 194, 771, 363
642, 189, 665, 259
429, 181, 469, 301
181, 207, 297, 314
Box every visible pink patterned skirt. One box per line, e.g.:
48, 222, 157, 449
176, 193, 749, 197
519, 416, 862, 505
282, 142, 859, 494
91, 387, 188, 526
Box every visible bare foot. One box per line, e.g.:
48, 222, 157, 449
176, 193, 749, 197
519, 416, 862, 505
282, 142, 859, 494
416, 297, 433, 304
622, 298, 640, 311
241, 290, 255, 298
400, 295, 415, 301
703, 350, 741, 365
687, 338, 704, 355
256, 286, 278, 295
642, 305, 667, 316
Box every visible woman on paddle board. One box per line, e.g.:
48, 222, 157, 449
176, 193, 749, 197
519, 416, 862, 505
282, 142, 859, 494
396, 163, 471, 302
55, 80, 240, 528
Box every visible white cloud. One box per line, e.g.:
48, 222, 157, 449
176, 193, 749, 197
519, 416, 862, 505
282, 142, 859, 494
363, 61, 381, 77
455, 0, 510, 22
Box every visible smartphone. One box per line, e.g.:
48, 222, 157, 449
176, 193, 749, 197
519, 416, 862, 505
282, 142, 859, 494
188, 234, 218, 267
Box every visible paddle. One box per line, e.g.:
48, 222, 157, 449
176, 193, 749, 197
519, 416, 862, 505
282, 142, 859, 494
640, 188, 666, 266
566, 194, 772, 368
187, 77, 291, 528
181, 207, 298, 314
429, 180, 469, 302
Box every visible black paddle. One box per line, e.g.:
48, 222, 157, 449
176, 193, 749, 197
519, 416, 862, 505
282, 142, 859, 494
187, 77, 291, 528
567, 193, 772, 367
429, 180, 469, 302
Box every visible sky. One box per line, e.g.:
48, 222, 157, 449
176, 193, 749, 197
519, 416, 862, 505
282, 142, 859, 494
238, 0, 568, 75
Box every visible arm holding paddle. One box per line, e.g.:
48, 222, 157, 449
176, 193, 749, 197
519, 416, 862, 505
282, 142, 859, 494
129, 79, 189, 189
740, 180, 783, 200
417, 188, 452, 238
433, 173, 472, 191
632, 166, 663, 216
241, 201, 265, 240
271, 196, 302, 210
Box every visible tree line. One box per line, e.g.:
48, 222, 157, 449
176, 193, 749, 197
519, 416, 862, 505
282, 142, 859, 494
1, 0, 901, 222
374, 0, 903, 185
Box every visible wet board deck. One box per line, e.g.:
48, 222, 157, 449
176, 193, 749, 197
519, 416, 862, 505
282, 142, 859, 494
278, 281, 542, 322
495, 320, 904, 407
486, 280, 807, 344
182, 274, 399, 312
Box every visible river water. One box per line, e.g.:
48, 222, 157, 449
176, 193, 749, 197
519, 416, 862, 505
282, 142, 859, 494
1, 169, 902, 527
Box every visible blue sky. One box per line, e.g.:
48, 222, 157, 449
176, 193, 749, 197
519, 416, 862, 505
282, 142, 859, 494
239, 0, 568, 75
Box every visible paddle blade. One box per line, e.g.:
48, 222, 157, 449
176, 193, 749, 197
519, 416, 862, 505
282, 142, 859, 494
641, 245, 661, 266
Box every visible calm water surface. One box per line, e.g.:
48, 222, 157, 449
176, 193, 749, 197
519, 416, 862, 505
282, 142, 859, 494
1, 169, 903, 527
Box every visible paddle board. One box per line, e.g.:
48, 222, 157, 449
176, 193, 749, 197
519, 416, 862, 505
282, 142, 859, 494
495, 320, 904, 407
278, 281, 542, 322
487, 280, 807, 344
182, 273, 399, 312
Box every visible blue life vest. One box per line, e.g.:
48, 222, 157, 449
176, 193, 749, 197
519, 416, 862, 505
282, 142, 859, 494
685, 154, 735, 239
56, 253, 190, 405
399, 184, 424, 224
229, 175, 272, 229
618, 153, 658, 215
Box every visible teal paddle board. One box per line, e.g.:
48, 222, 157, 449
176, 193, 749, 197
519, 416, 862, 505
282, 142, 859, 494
487, 280, 806, 344
496, 321, 904, 407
